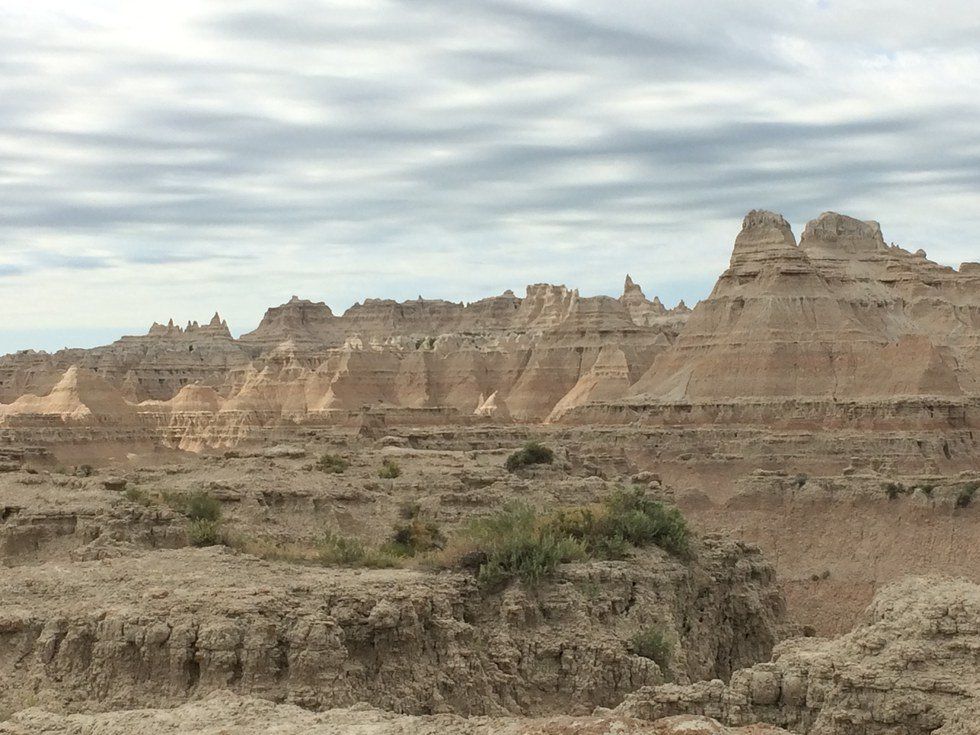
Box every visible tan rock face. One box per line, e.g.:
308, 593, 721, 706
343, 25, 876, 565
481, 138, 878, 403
1, 210, 978, 448
0, 697, 792, 735
0, 537, 783, 717
616, 576, 980, 734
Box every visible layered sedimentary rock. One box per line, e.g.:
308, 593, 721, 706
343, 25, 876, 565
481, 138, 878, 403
0, 537, 783, 717
616, 576, 980, 735
623, 211, 977, 405
1, 210, 978, 448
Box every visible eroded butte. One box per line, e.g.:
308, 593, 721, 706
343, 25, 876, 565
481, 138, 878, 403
1, 210, 978, 734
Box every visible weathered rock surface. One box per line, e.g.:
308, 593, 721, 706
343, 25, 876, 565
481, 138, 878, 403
0, 539, 782, 717
4, 209, 972, 449
0, 692, 791, 734
616, 576, 980, 734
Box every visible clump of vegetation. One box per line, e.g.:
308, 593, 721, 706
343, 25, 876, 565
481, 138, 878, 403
956, 483, 978, 509
184, 491, 222, 522
75, 464, 94, 477
385, 505, 445, 557
315, 453, 349, 474
504, 441, 554, 472
462, 503, 585, 588
378, 458, 402, 479
187, 518, 223, 547
548, 487, 691, 558
438, 488, 690, 589
791, 474, 808, 490
317, 531, 400, 568
884, 482, 908, 500
630, 625, 672, 671
122, 486, 153, 507
167, 491, 224, 548
916, 484, 935, 498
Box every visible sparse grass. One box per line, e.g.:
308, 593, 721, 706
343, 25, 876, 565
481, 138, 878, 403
432, 488, 692, 589
630, 626, 671, 671
463, 503, 585, 588
548, 487, 691, 559
122, 486, 153, 506
956, 483, 978, 509
187, 518, 223, 547
225, 530, 402, 568
378, 458, 401, 479
317, 531, 400, 568
166, 491, 223, 548
315, 453, 349, 474
386, 516, 445, 557
504, 441, 554, 472
166, 490, 222, 521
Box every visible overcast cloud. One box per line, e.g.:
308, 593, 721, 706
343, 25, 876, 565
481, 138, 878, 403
1, 0, 978, 353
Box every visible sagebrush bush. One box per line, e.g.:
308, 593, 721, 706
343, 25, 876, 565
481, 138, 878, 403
122, 486, 153, 507
438, 488, 692, 589
549, 487, 691, 558
884, 482, 907, 500
504, 441, 554, 472
378, 458, 401, 479
387, 517, 445, 557
187, 518, 223, 547
956, 483, 978, 509
630, 625, 671, 671
317, 531, 400, 568
461, 502, 584, 588
315, 453, 349, 474
169, 490, 222, 522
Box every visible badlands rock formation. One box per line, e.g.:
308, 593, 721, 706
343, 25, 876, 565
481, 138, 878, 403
0, 537, 782, 717
617, 576, 980, 735
0, 696, 791, 735
1, 210, 977, 450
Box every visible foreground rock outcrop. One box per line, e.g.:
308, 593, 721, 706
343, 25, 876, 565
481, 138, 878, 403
0, 539, 782, 717
617, 576, 980, 734
0, 693, 791, 734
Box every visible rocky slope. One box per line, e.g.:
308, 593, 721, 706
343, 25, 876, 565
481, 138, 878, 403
616, 576, 980, 735
0, 537, 782, 718
0, 695, 790, 735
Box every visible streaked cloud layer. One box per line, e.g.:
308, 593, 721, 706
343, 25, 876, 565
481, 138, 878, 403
1, 0, 978, 352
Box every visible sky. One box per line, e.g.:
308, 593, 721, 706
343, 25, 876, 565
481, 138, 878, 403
1, 0, 978, 354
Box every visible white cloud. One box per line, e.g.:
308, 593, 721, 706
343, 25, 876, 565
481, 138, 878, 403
1, 0, 978, 352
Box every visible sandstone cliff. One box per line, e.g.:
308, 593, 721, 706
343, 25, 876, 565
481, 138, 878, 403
1, 210, 978, 448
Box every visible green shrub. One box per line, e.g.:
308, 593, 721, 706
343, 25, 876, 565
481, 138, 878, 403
548, 487, 691, 558
461, 502, 584, 588
315, 453, 349, 474
122, 486, 153, 507
504, 441, 554, 472
316, 531, 400, 568
630, 626, 671, 671
956, 483, 978, 509
884, 482, 907, 500
387, 517, 445, 557
187, 518, 223, 547
378, 458, 401, 479
184, 491, 222, 522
